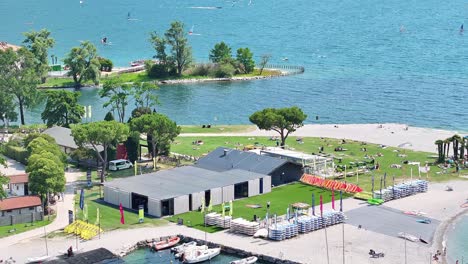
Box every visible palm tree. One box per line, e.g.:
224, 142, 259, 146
435, 140, 444, 163
452, 135, 462, 160
443, 138, 452, 158
460, 137, 466, 161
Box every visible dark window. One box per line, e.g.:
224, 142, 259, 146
189, 194, 193, 211
29, 207, 34, 210
204, 190, 211, 206
259, 178, 264, 194
234, 182, 249, 199
6, 210, 12, 213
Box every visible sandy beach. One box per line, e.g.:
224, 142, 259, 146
181, 123, 466, 154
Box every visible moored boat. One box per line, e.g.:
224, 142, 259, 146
183, 247, 221, 263
230, 256, 258, 264
172, 241, 197, 253
175, 245, 208, 258
398, 232, 418, 242
153, 236, 180, 251
416, 218, 431, 224
26, 255, 51, 263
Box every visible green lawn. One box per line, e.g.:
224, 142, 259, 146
168, 182, 347, 233
0, 216, 55, 238
170, 136, 464, 192
74, 186, 166, 231
180, 125, 255, 134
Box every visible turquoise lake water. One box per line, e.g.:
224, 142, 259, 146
1, 0, 467, 130
446, 214, 468, 264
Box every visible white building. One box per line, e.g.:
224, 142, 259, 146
4, 174, 29, 197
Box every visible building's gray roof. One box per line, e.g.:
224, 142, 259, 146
43, 126, 104, 152
104, 166, 269, 201
194, 147, 287, 175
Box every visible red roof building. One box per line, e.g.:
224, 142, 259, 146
0, 196, 41, 211
7, 174, 28, 184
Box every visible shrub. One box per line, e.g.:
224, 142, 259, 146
3, 145, 28, 164
210, 63, 235, 78
189, 63, 214, 76
23, 133, 55, 148
98, 57, 113, 72
148, 64, 170, 79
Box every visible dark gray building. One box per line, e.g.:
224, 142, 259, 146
194, 147, 303, 186
103, 166, 271, 217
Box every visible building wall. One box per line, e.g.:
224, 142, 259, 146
0, 209, 43, 226
270, 163, 303, 186
173, 195, 189, 215
190, 191, 204, 211
7, 183, 26, 196
103, 186, 131, 209
248, 179, 260, 197
263, 176, 272, 193
148, 198, 161, 217
222, 185, 234, 202
118, 191, 131, 209
210, 187, 223, 205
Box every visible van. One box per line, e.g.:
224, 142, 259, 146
109, 159, 133, 171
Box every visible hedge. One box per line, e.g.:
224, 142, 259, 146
3, 145, 28, 164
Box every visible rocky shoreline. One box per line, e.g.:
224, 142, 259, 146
118, 234, 301, 264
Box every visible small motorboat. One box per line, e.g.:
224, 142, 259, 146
230, 256, 258, 264
175, 245, 208, 258
416, 218, 431, 224
27, 255, 51, 263
253, 228, 268, 238
183, 248, 221, 263
130, 60, 145, 67
153, 236, 180, 251
172, 241, 197, 253
398, 232, 418, 242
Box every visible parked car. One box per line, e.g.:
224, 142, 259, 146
109, 159, 133, 171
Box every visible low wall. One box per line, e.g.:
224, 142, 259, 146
120, 235, 301, 264
0, 212, 43, 226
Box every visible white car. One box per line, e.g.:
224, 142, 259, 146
109, 159, 133, 171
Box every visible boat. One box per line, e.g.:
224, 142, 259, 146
367, 198, 384, 205
183, 248, 221, 263
230, 256, 258, 264
153, 236, 180, 251
130, 60, 145, 67
404, 210, 427, 216
416, 218, 431, 224
175, 245, 208, 258
253, 228, 268, 238
172, 241, 197, 253
398, 232, 418, 242
27, 255, 51, 263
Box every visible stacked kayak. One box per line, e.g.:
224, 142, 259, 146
230, 218, 259, 236
367, 198, 384, 205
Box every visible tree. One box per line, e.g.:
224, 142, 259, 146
452, 135, 462, 160
41, 90, 85, 128
132, 82, 159, 109
435, 140, 444, 163
236, 47, 255, 74
149, 32, 169, 66
22, 29, 55, 83
104, 111, 114, 121
0, 89, 17, 125
71, 121, 129, 182
130, 113, 180, 159
258, 54, 271, 75
23, 133, 55, 148
209, 42, 232, 63
125, 131, 140, 163
130, 107, 152, 120
0, 156, 9, 199
26, 137, 67, 165
63, 41, 101, 88
249, 106, 307, 147
165, 21, 193, 76
0, 47, 41, 125
26, 151, 65, 201
99, 79, 131, 123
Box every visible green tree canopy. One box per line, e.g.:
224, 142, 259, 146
249, 106, 307, 147
104, 111, 115, 121
209, 42, 232, 63
130, 113, 180, 159
63, 41, 101, 88
0, 47, 41, 125
0, 88, 18, 125
236, 47, 255, 74
0, 156, 9, 199
26, 151, 65, 200
26, 137, 67, 165
149, 33, 168, 66
41, 90, 85, 128
99, 79, 131, 123
125, 131, 141, 163
164, 21, 193, 76
132, 82, 159, 109
22, 29, 55, 83
23, 133, 55, 148
71, 121, 129, 182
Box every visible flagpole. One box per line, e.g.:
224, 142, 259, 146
44, 226, 49, 256
342, 220, 345, 264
